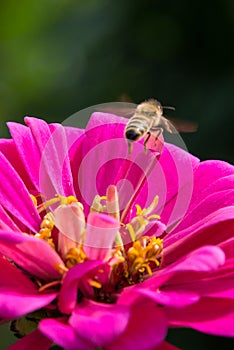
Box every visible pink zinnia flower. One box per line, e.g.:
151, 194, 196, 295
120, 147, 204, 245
0, 109, 233, 350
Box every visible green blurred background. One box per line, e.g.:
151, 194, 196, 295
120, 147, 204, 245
0, 0, 233, 349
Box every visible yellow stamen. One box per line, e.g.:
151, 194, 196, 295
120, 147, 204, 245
126, 216, 148, 241
88, 279, 102, 289
38, 197, 61, 213
31, 190, 164, 297
147, 214, 161, 220
126, 195, 160, 240
38, 280, 61, 293
65, 247, 87, 268
30, 194, 37, 207
55, 263, 68, 275
126, 223, 137, 242
135, 204, 143, 216
35, 212, 55, 249
37, 194, 79, 213
141, 195, 159, 216
111, 248, 125, 265
126, 236, 163, 278
66, 196, 79, 205
141, 263, 153, 275
90, 195, 106, 213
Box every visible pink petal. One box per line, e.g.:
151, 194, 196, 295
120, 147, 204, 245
39, 318, 91, 350
0, 152, 41, 232
59, 260, 110, 314
0, 138, 33, 190
7, 122, 42, 191
0, 230, 64, 281
190, 160, 234, 201
118, 150, 161, 223
133, 288, 200, 307
171, 189, 234, 234
172, 160, 234, 232
69, 120, 129, 215
0, 205, 20, 232
86, 110, 164, 154
166, 298, 234, 337
219, 237, 234, 260
143, 219, 167, 238
108, 297, 168, 350
24, 117, 75, 198
69, 299, 129, 347
59, 124, 84, 149
192, 174, 234, 202
69, 112, 162, 217
0, 292, 57, 320
168, 257, 234, 299
121, 247, 226, 309
0, 256, 38, 291
164, 207, 234, 262
117, 275, 199, 309
165, 245, 225, 275
0, 256, 57, 319
86, 110, 164, 152
143, 246, 225, 290
84, 212, 120, 260
131, 143, 199, 229
86, 110, 128, 130
7, 329, 52, 350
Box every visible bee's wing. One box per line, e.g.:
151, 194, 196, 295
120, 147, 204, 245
160, 116, 198, 134
159, 116, 178, 133
94, 102, 137, 119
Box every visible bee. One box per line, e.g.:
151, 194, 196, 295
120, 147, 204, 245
124, 99, 197, 153
72, 98, 197, 154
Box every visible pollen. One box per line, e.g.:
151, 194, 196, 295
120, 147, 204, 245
66, 196, 79, 205
127, 236, 163, 277
65, 246, 87, 268
35, 212, 55, 249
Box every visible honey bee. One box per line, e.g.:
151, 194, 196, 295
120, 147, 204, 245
124, 99, 197, 153
68, 98, 197, 154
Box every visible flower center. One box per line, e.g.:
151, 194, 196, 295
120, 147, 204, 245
31, 186, 163, 293
13, 187, 164, 337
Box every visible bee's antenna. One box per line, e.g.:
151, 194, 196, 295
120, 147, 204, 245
162, 106, 176, 111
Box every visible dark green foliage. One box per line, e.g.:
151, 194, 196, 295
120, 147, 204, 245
0, 0, 233, 162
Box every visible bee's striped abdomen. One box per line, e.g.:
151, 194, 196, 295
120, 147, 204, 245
125, 114, 151, 141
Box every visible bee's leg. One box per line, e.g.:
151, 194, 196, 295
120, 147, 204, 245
143, 132, 151, 153
151, 127, 163, 146
128, 141, 133, 154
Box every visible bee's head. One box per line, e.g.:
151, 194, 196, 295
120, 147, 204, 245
153, 100, 163, 112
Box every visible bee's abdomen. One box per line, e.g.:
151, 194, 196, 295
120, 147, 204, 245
125, 128, 142, 141
125, 115, 150, 141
